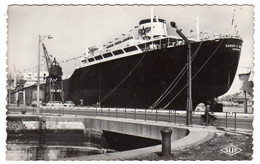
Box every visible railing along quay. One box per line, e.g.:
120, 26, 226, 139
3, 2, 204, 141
7, 105, 253, 131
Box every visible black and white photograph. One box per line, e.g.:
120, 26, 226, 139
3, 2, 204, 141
4, 3, 256, 161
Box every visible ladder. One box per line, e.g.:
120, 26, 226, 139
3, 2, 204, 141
36, 118, 46, 160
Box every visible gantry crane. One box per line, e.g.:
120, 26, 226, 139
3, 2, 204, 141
42, 43, 64, 103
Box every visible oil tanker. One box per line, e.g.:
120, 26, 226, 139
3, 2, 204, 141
60, 16, 242, 110
22, 14, 242, 110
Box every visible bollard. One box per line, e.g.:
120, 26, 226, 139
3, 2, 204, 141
156, 109, 158, 122
174, 110, 177, 124
225, 112, 228, 128
206, 112, 208, 126
160, 127, 172, 157
134, 108, 136, 120
168, 110, 171, 123
234, 112, 237, 130
145, 109, 146, 121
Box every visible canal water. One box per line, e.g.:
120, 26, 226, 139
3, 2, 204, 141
6, 121, 115, 160
6, 121, 161, 160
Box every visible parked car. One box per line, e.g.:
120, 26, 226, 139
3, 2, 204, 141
63, 101, 76, 108
31, 100, 42, 107
195, 103, 206, 112
46, 101, 63, 109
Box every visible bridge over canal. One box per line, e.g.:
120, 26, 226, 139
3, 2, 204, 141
7, 113, 214, 160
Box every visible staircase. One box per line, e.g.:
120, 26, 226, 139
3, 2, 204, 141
36, 118, 47, 160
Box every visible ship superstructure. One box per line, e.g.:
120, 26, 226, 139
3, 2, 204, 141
80, 16, 190, 68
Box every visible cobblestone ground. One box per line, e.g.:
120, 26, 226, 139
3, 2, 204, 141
126, 131, 253, 160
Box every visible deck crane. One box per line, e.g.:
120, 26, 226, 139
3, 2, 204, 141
42, 43, 64, 103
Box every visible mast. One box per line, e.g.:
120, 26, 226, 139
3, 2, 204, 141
151, 8, 154, 41
196, 17, 200, 41
230, 9, 236, 34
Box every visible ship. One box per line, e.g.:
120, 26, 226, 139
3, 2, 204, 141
22, 13, 243, 110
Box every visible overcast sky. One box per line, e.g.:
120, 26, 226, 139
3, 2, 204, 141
7, 5, 254, 95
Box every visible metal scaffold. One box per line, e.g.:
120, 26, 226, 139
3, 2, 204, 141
42, 43, 64, 103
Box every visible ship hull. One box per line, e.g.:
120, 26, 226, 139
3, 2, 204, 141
62, 38, 242, 110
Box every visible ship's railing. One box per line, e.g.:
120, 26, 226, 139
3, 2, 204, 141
187, 32, 242, 41
220, 34, 242, 40
137, 37, 186, 52
84, 37, 185, 63
7, 105, 253, 132
82, 34, 242, 65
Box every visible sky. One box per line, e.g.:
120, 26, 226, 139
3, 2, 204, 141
7, 5, 254, 95
1, 1, 259, 163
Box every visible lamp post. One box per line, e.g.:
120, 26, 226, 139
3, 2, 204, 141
170, 22, 193, 125
7, 76, 11, 104
36, 35, 52, 114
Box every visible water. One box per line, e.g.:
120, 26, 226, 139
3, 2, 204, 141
6, 121, 115, 160
6, 144, 114, 160
6, 120, 162, 160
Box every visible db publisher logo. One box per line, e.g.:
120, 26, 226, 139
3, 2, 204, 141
220, 144, 242, 156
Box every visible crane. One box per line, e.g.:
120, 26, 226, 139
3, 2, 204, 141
42, 43, 64, 103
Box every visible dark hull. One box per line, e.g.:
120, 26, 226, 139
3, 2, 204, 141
62, 38, 242, 110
